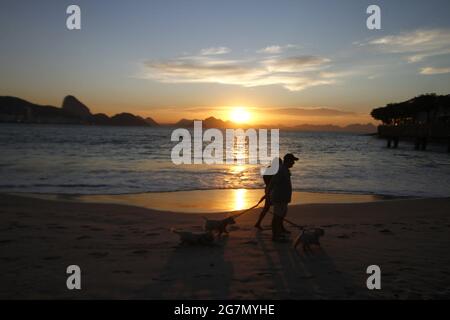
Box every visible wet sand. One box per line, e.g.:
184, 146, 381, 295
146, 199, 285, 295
16, 189, 394, 213
1, 193, 450, 299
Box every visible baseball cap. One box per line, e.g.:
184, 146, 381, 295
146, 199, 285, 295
284, 153, 299, 161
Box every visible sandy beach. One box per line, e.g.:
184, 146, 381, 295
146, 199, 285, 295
1, 193, 450, 299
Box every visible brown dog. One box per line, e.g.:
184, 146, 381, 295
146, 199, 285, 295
293, 228, 325, 252
203, 216, 236, 237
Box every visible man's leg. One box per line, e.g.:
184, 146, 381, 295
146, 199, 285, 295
255, 199, 270, 229
272, 202, 287, 241
271, 205, 279, 238
280, 203, 290, 234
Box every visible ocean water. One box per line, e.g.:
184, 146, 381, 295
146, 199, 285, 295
0, 123, 449, 197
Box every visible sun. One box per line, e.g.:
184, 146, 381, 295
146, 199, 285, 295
230, 107, 251, 124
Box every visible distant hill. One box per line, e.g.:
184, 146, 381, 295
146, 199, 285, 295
291, 123, 377, 134
0, 95, 159, 127
174, 116, 236, 128
170, 116, 376, 133
145, 117, 158, 126
110, 113, 148, 126
0, 96, 375, 132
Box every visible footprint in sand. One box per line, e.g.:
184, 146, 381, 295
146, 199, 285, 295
232, 277, 252, 283
0, 239, 13, 245
113, 270, 133, 274
379, 229, 393, 234
89, 252, 109, 258
10, 222, 29, 229
112, 233, 125, 237
1, 257, 20, 262
43, 256, 62, 260
321, 224, 338, 228
145, 232, 160, 237
47, 225, 68, 230
337, 234, 350, 239
256, 272, 274, 277
76, 235, 91, 240
132, 249, 148, 255
389, 260, 404, 265
152, 277, 172, 282
194, 274, 213, 278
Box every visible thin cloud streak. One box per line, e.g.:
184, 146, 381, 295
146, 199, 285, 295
200, 46, 231, 55
257, 44, 298, 54
142, 51, 338, 91
359, 28, 450, 63
268, 107, 355, 117
420, 67, 450, 75
173, 106, 355, 117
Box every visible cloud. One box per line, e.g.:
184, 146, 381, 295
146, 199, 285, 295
257, 44, 298, 54
200, 47, 230, 55
142, 53, 337, 91
263, 56, 330, 72
419, 67, 450, 75
165, 106, 354, 118
258, 45, 282, 54
360, 28, 450, 62
269, 107, 355, 117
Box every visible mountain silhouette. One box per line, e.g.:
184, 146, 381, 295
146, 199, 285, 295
0, 95, 158, 127
1, 95, 375, 132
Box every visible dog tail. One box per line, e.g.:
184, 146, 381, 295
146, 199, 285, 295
170, 228, 180, 234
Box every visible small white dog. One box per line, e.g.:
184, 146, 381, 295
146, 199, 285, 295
293, 228, 325, 252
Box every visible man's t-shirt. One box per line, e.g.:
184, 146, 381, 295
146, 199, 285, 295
269, 165, 292, 203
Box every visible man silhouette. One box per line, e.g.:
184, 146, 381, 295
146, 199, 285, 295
254, 158, 283, 230
267, 153, 298, 242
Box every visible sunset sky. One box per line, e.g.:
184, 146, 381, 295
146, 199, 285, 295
1, 0, 450, 125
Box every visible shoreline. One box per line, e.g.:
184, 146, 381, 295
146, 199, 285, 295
7, 189, 408, 213
1, 193, 450, 299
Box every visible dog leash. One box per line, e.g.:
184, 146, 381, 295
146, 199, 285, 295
231, 195, 266, 219
231, 194, 307, 231
270, 211, 305, 230
232, 196, 305, 228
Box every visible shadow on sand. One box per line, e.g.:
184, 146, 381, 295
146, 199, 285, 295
254, 231, 365, 299
135, 230, 366, 299
136, 237, 234, 299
